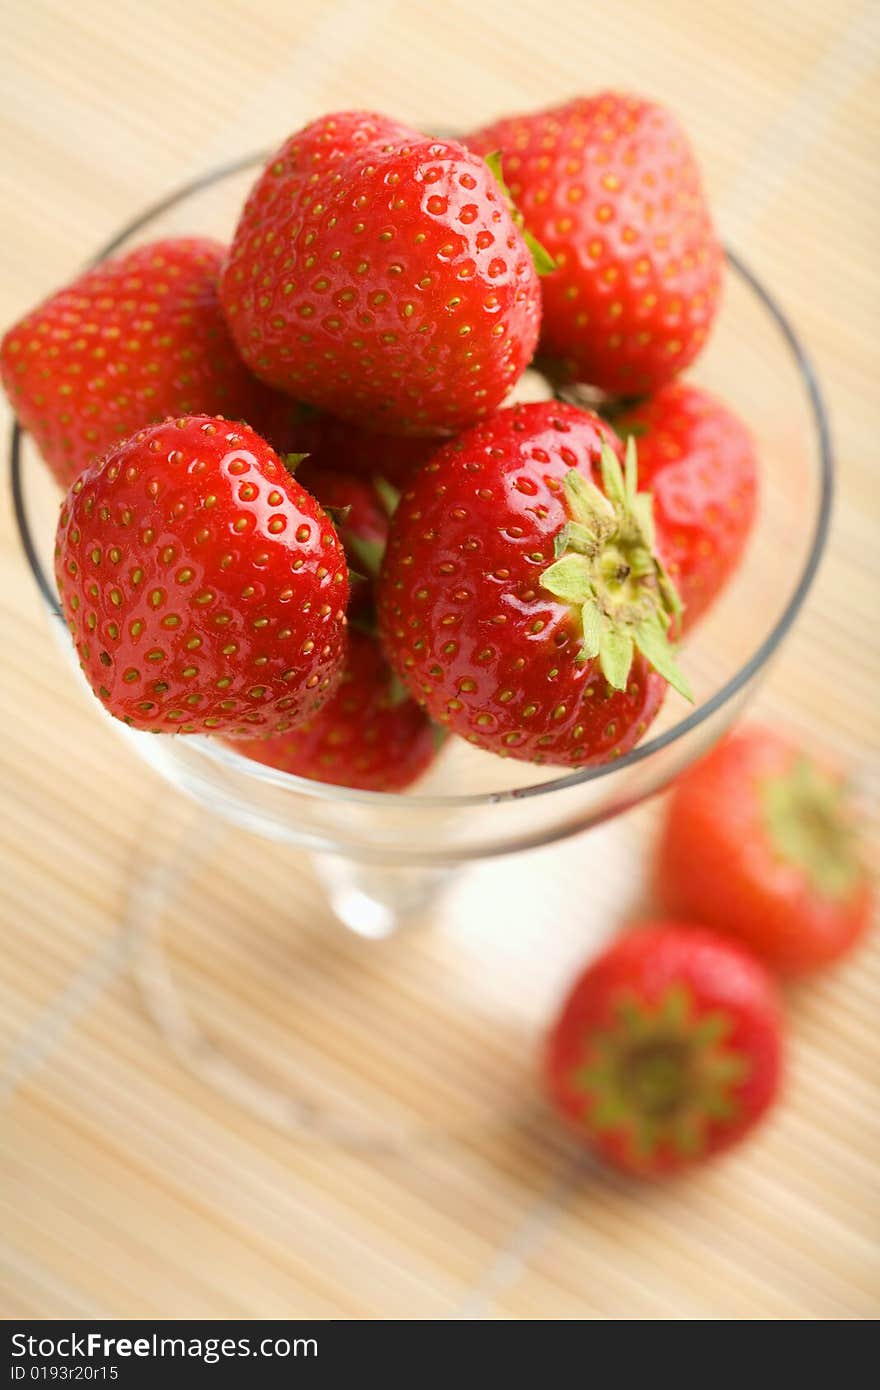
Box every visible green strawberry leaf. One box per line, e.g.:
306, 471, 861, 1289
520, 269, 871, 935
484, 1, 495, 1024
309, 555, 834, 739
598, 626, 634, 691
600, 443, 627, 509
523, 230, 557, 277
483, 150, 557, 277
541, 553, 592, 605
322, 503, 352, 528
541, 441, 693, 701
634, 616, 693, 701
347, 534, 386, 578
579, 600, 603, 662
374, 476, 401, 516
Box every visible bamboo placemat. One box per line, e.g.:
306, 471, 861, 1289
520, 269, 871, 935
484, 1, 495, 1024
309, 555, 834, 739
1, 0, 878, 1319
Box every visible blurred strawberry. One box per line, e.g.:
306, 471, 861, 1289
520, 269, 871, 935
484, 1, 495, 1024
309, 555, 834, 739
655, 727, 873, 975
547, 922, 783, 1175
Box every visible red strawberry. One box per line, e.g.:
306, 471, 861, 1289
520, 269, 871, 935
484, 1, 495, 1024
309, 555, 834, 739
655, 727, 873, 976
466, 94, 724, 397
233, 629, 436, 793
2, 238, 265, 489
55, 416, 348, 737
547, 922, 783, 1176
220, 111, 543, 436
258, 394, 442, 489
378, 401, 691, 767
294, 459, 393, 612
607, 382, 758, 630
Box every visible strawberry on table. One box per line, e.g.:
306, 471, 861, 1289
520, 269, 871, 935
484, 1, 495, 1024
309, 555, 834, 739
655, 727, 873, 976
466, 93, 724, 397
2, 238, 264, 488
607, 382, 758, 630
547, 922, 783, 1175
232, 629, 437, 793
220, 111, 543, 436
378, 400, 691, 767
55, 416, 349, 737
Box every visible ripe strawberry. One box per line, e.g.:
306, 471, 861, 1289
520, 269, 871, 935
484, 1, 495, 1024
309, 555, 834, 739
220, 111, 543, 435
294, 459, 394, 613
547, 922, 783, 1175
607, 382, 758, 630
2, 238, 264, 489
258, 394, 442, 489
233, 629, 437, 793
55, 416, 349, 737
378, 401, 690, 767
466, 93, 724, 397
654, 728, 873, 976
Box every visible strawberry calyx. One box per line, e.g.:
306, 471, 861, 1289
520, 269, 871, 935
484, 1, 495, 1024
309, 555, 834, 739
574, 984, 749, 1161
540, 439, 692, 699
762, 757, 861, 900
484, 151, 557, 277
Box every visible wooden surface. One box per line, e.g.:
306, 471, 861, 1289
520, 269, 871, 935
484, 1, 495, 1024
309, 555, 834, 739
1, 0, 879, 1320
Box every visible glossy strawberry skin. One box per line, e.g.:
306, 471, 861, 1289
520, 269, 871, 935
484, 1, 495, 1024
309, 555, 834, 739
654, 728, 873, 976
466, 94, 724, 396
220, 111, 542, 436
610, 383, 758, 630
547, 923, 783, 1176
232, 630, 436, 793
55, 416, 349, 737
377, 401, 666, 766
2, 239, 265, 489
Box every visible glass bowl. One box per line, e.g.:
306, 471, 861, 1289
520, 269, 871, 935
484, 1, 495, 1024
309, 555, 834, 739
10, 152, 832, 936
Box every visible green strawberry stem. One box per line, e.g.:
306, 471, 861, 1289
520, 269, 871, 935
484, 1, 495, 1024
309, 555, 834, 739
484, 151, 557, 277
541, 438, 692, 700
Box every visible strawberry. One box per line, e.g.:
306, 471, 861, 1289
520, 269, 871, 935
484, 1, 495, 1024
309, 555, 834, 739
55, 416, 349, 737
257, 394, 442, 489
233, 629, 437, 793
466, 93, 724, 397
654, 727, 873, 976
377, 400, 690, 767
2, 238, 264, 489
220, 111, 543, 436
547, 922, 783, 1175
607, 382, 758, 630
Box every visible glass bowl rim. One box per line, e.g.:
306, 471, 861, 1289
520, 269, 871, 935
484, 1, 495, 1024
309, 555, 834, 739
9, 149, 834, 811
